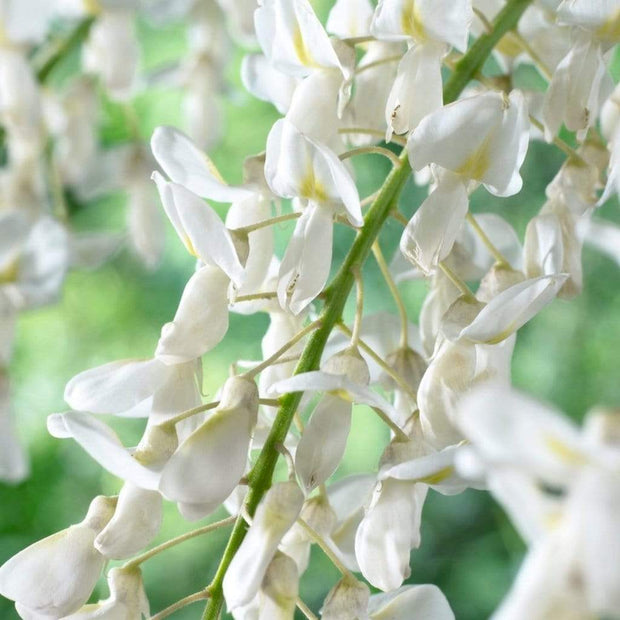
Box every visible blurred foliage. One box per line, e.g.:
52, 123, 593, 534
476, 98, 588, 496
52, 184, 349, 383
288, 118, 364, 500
1, 7, 620, 620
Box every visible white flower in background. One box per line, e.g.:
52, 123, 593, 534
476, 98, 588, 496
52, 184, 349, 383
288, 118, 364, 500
82, 9, 139, 101
0, 371, 28, 483
368, 584, 455, 619
0, 496, 116, 618
0, 216, 69, 312
265, 118, 362, 314
456, 384, 620, 619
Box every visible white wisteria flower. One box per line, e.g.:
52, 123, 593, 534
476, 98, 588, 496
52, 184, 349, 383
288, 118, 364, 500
223, 481, 304, 611
0, 496, 116, 618
265, 118, 362, 314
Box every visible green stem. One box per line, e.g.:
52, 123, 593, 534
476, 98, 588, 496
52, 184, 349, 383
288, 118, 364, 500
442, 0, 533, 104
35, 17, 96, 83
201, 1, 533, 617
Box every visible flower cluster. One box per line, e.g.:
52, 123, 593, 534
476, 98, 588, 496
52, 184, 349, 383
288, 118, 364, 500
0, 0, 256, 483
1, 0, 620, 619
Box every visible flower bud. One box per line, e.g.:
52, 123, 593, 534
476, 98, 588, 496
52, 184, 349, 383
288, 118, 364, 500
322, 346, 370, 386
321, 575, 370, 620
380, 347, 427, 394
476, 264, 526, 303
440, 296, 485, 341
259, 552, 299, 620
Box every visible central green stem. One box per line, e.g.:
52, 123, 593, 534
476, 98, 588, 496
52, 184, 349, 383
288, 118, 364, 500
202, 1, 533, 616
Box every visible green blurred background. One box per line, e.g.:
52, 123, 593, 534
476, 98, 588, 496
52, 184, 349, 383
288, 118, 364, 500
1, 5, 620, 619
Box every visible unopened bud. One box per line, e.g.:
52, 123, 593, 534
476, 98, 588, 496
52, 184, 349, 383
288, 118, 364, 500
261, 551, 299, 613
381, 347, 427, 393
300, 496, 337, 537
441, 296, 485, 341
321, 575, 370, 620
476, 264, 525, 303
322, 346, 370, 385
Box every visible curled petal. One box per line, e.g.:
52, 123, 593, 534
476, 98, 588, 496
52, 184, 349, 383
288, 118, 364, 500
155, 266, 230, 364
277, 203, 334, 315
296, 394, 352, 492
64, 358, 170, 416
457, 274, 568, 344
151, 126, 251, 202
48, 412, 162, 490
400, 173, 469, 274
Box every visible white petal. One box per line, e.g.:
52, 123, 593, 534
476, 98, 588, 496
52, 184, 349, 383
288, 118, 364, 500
241, 53, 299, 115
458, 274, 568, 344
271, 371, 402, 426
151, 126, 251, 202
0, 498, 114, 617
64, 358, 170, 416
255, 0, 342, 77
456, 383, 589, 485
265, 119, 362, 222
48, 412, 161, 490
155, 266, 230, 364
277, 204, 333, 314
226, 194, 274, 299
583, 218, 620, 267
408, 90, 529, 197
94, 483, 163, 559
417, 340, 475, 449
355, 480, 427, 591
326, 0, 374, 38
400, 174, 469, 274
380, 444, 469, 495
371, 0, 471, 51
152, 174, 244, 284
159, 377, 258, 509
524, 213, 565, 278
385, 43, 444, 137
368, 584, 455, 619
223, 481, 304, 610
542, 32, 613, 141
296, 394, 352, 492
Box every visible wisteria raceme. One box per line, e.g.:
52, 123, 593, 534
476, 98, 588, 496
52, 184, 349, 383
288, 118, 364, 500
1, 0, 620, 619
